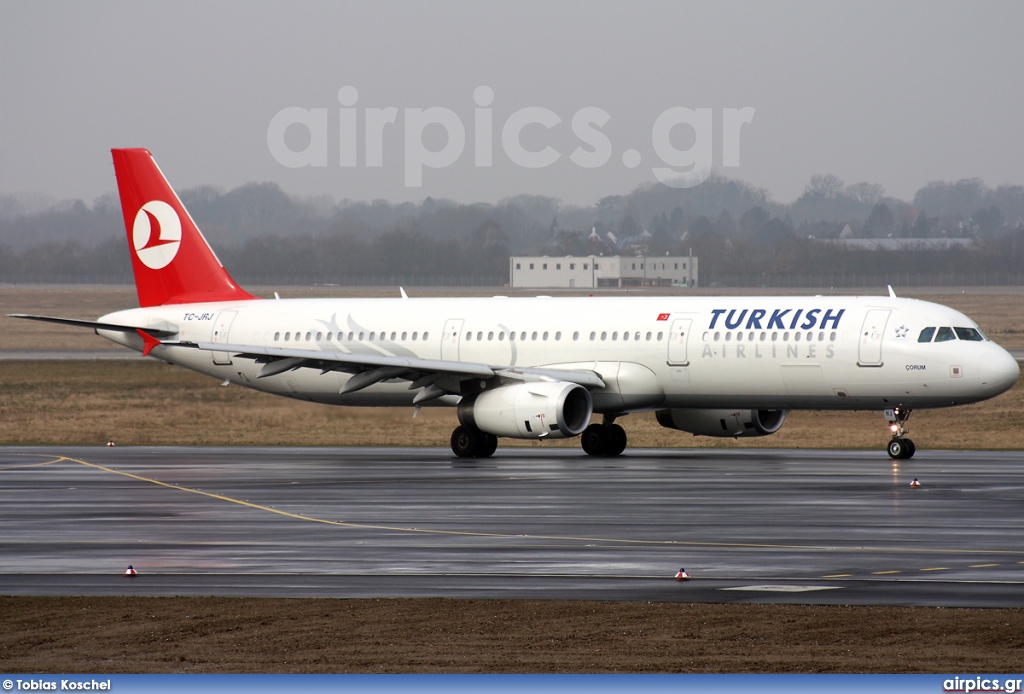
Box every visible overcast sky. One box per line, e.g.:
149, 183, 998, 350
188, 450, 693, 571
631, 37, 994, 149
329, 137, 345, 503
2, 1, 1023, 208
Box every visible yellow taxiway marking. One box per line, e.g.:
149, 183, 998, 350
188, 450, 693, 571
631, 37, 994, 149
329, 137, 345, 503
822, 574, 851, 578
970, 563, 998, 568
0, 454, 67, 471
920, 567, 949, 572
38, 454, 1024, 555
872, 570, 901, 575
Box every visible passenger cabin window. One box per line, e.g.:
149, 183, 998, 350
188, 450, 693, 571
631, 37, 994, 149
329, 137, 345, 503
954, 327, 984, 342
918, 327, 936, 342
934, 327, 956, 342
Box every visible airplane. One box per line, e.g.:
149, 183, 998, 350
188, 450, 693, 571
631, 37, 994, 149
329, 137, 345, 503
10, 149, 1020, 459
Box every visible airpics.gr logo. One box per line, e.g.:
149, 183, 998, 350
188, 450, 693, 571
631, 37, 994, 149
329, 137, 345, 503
132, 200, 182, 269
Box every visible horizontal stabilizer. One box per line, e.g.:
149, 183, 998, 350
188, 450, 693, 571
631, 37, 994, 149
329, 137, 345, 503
7, 314, 179, 337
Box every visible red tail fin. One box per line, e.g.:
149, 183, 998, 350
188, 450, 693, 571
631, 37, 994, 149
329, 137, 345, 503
112, 148, 256, 307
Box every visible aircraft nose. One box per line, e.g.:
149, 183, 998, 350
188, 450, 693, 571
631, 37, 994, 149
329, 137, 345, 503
980, 347, 1020, 394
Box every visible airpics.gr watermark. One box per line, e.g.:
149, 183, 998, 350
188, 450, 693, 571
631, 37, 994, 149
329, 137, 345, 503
943, 677, 1024, 693
267, 86, 755, 188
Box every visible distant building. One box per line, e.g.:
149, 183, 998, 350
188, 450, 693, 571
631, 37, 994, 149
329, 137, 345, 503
509, 254, 698, 289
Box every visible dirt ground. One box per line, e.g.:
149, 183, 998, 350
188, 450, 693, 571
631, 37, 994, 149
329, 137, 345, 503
2, 597, 1023, 673
2, 360, 1022, 450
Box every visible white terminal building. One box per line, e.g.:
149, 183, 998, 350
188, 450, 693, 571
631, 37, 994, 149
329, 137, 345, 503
509, 255, 698, 289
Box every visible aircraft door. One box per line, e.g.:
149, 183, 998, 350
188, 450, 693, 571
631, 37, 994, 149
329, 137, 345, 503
211, 310, 238, 365
858, 309, 890, 366
441, 319, 463, 361
667, 318, 691, 366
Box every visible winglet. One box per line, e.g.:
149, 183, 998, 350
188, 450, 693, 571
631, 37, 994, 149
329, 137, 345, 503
136, 329, 162, 357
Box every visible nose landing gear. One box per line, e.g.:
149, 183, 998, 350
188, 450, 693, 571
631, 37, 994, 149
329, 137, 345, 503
885, 407, 915, 459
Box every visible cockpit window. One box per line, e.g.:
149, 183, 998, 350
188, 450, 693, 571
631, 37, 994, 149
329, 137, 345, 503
918, 327, 936, 343
934, 327, 956, 342
954, 327, 984, 342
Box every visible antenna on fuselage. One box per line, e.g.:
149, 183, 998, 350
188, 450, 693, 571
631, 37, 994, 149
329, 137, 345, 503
888, 285, 897, 299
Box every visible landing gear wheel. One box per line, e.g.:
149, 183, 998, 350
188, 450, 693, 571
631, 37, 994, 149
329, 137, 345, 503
887, 437, 915, 460
451, 426, 496, 458
479, 433, 498, 458
606, 423, 627, 457
581, 424, 608, 456
903, 438, 916, 459
581, 422, 628, 457
887, 438, 905, 460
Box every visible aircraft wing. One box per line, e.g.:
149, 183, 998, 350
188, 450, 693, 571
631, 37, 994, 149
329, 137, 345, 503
173, 340, 606, 397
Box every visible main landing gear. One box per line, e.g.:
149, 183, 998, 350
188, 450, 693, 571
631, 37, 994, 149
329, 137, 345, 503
885, 406, 915, 459
580, 416, 627, 457
450, 425, 498, 458
449, 417, 630, 458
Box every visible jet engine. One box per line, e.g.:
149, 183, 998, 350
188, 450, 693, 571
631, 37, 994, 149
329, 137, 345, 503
458, 381, 592, 439
656, 408, 787, 438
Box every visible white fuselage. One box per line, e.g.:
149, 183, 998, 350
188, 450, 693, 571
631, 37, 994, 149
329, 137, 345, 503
98, 294, 1020, 413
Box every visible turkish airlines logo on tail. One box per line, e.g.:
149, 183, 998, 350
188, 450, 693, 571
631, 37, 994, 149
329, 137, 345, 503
132, 200, 182, 269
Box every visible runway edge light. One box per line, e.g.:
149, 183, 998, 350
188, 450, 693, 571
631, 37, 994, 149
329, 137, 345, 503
910, 478, 921, 488
675, 568, 690, 581
107, 440, 116, 447
124, 565, 137, 576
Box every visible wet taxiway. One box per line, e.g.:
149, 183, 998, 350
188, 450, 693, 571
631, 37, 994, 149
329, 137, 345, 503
0, 446, 1022, 606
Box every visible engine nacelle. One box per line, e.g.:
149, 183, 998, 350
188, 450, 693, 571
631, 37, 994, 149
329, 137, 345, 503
656, 408, 787, 438
458, 381, 592, 439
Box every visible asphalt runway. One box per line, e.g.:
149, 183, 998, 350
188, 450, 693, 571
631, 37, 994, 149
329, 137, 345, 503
1, 446, 1022, 607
